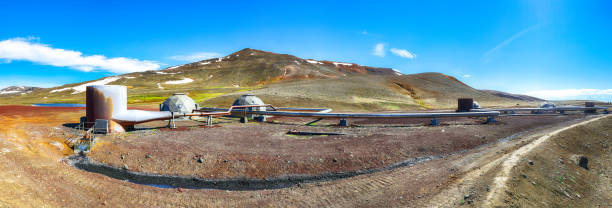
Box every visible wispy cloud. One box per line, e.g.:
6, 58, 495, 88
390, 48, 416, 59
372, 43, 385, 57
523, 89, 612, 100
168, 52, 221, 62
463, 74, 472, 78
0, 37, 160, 73
481, 25, 540, 63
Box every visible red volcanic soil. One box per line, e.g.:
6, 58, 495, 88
0, 105, 84, 116
89, 114, 586, 179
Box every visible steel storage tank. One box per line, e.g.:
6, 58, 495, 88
86, 85, 128, 133
585, 102, 596, 114
457, 98, 474, 112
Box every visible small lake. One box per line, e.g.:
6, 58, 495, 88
32, 103, 86, 107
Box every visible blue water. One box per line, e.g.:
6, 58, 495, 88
32, 103, 86, 107
144, 184, 177, 189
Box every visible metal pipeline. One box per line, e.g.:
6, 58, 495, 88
114, 104, 279, 125
471, 106, 608, 114
87, 85, 501, 132
200, 107, 498, 118
86, 85, 278, 132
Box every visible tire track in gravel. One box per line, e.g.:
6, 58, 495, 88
484, 114, 611, 207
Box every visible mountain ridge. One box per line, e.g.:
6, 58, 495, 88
0, 48, 543, 110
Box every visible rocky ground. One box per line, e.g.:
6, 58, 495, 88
89, 114, 583, 179
0, 106, 609, 207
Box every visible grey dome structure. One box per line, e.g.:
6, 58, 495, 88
540, 102, 556, 108
160, 93, 198, 115
232, 94, 266, 119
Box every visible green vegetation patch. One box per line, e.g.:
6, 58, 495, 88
127, 95, 167, 104
190, 92, 227, 103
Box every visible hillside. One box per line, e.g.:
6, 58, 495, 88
0, 48, 541, 110
0, 86, 41, 95
203, 72, 539, 111
482, 90, 545, 102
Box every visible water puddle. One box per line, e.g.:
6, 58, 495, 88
33, 103, 86, 107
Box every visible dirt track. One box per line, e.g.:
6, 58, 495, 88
0, 106, 609, 207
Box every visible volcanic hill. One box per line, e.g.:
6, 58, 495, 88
0, 48, 541, 110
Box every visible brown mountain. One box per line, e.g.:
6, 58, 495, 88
0, 48, 541, 110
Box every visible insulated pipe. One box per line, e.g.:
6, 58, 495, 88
198, 107, 332, 113
87, 85, 501, 132
246, 110, 500, 118
86, 85, 278, 132
203, 107, 499, 118
471, 107, 608, 113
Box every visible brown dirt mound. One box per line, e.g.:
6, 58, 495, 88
500, 116, 612, 207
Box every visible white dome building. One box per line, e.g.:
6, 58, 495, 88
160, 93, 198, 115
540, 102, 556, 108
232, 94, 266, 120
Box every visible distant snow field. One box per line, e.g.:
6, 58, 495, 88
164, 78, 194, 85
0, 91, 20, 94
50, 76, 121, 94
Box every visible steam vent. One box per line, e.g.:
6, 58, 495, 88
160, 93, 198, 114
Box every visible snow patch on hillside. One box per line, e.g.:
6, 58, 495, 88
164, 78, 194, 85
50, 76, 121, 94
392, 69, 403, 76
332, 62, 353, 67
306, 60, 323, 64
0, 91, 20, 94
157, 83, 164, 89
200, 62, 210, 65
155, 71, 179, 75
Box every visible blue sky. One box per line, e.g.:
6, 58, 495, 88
1, 0, 611, 101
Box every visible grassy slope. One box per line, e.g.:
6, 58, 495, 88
0, 49, 539, 110
202, 73, 538, 111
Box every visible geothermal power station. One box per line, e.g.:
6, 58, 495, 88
74, 84, 609, 154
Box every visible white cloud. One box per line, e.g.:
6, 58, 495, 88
168, 52, 221, 62
0, 37, 160, 74
523, 89, 612, 100
481, 25, 540, 63
463, 74, 472, 78
372, 43, 385, 57
390, 48, 416, 59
